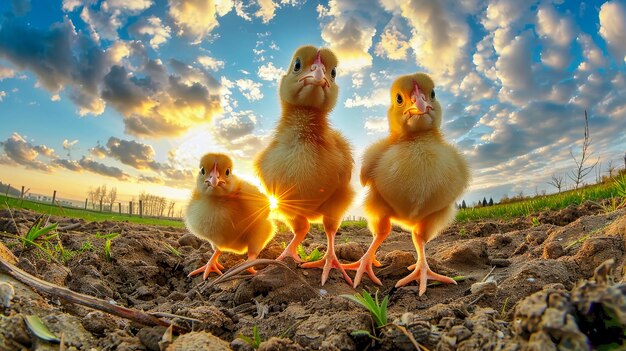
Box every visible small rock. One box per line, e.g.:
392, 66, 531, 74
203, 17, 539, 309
0, 282, 15, 308
137, 326, 167, 351
178, 233, 201, 249
470, 281, 497, 296
166, 332, 231, 351
81, 311, 119, 336
335, 242, 366, 262
258, 337, 304, 351
542, 242, 564, 259
441, 240, 489, 266
489, 258, 511, 267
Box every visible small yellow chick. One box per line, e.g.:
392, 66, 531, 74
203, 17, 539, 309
254, 45, 355, 286
346, 73, 470, 295
185, 153, 275, 279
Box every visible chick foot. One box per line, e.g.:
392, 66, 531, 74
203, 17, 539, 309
276, 243, 303, 263
342, 256, 383, 287
188, 249, 224, 280
395, 259, 456, 296
301, 251, 353, 286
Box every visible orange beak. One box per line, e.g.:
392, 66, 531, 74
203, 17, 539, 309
298, 51, 329, 88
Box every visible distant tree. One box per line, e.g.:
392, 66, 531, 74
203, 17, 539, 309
107, 187, 117, 211
569, 110, 599, 189
461, 200, 467, 209
488, 198, 494, 206
607, 160, 616, 178
482, 197, 487, 207
548, 174, 565, 193
87, 187, 98, 209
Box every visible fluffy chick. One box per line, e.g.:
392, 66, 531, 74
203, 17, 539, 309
346, 73, 470, 295
254, 45, 354, 285
185, 153, 275, 279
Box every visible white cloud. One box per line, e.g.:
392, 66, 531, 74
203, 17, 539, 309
0, 91, 6, 102
536, 4, 575, 46
0, 66, 16, 80
345, 88, 388, 108
459, 72, 496, 101
576, 34, 605, 71
257, 62, 283, 82
364, 117, 388, 134
168, 0, 233, 44
255, 0, 278, 23
197, 55, 225, 71
62, 139, 78, 150
130, 16, 172, 49
235, 78, 263, 101
318, 0, 377, 72
599, 1, 626, 63
374, 20, 410, 61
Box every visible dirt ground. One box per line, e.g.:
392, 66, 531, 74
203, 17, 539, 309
0, 200, 625, 350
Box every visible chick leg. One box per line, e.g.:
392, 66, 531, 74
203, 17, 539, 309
396, 222, 456, 295
342, 216, 391, 287
276, 215, 309, 263
301, 215, 353, 286
188, 248, 224, 280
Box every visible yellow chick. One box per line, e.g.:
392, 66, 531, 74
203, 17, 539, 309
346, 73, 470, 295
254, 46, 355, 286
185, 153, 275, 279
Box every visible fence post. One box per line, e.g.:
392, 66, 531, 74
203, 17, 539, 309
99, 200, 103, 212
118, 202, 121, 214
52, 190, 56, 204
20, 186, 24, 199
5, 184, 9, 197
129, 201, 133, 216
84, 198, 88, 209
139, 200, 143, 217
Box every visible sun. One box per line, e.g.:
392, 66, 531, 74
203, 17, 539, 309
268, 195, 279, 210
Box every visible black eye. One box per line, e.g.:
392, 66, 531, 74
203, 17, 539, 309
225, 168, 230, 177
431, 89, 436, 99
293, 58, 301, 72
200, 167, 205, 175
331, 67, 336, 80
396, 93, 403, 105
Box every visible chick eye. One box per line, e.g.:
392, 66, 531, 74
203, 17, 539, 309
225, 168, 231, 177
331, 67, 336, 80
200, 166, 205, 175
396, 93, 403, 105
293, 58, 301, 72
431, 89, 436, 99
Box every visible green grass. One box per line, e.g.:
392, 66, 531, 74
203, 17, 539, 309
456, 175, 626, 222
1, 194, 184, 228
341, 290, 389, 328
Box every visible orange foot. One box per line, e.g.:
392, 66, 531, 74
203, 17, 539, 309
188, 249, 224, 280
301, 251, 353, 286
342, 257, 383, 287
395, 260, 456, 296
276, 244, 303, 263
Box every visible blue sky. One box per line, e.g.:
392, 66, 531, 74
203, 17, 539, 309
0, 0, 625, 215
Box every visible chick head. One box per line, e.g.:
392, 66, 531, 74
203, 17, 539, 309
196, 153, 236, 196
387, 73, 442, 137
280, 45, 339, 112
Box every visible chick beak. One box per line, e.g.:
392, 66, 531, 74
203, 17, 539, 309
406, 80, 433, 116
298, 51, 329, 88
207, 162, 222, 187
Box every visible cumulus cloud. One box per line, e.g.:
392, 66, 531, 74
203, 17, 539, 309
0, 133, 56, 172
104, 137, 161, 171
599, 1, 626, 63
197, 55, 225, 71
168, 0, 233, 44
576, 34, 605, 71
77, 157, 129, 180
317, 0, 377, 72
0, 66, 16, 80
536, 4, 576, 70
215, 111, 257, 140
0, 91, 6, 102
345, 88, 388, 108
235, 78, 263, 101
0, 18, 223, 137
257, 62, 283, 82
129, 16, 172, 49
364, 117, 388, 134
374, 20, 410, 61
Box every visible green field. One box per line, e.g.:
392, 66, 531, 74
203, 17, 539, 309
456, 175, 626, 222
0, 195, 185, 228
1, 175, 625, 229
